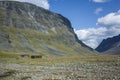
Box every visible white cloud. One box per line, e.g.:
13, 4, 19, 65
75, 27, 120, 49
94, 8, 103, 15
9, 0, 50, 9
97, 9, 120, 27
75, 9, 120, 49
75, 27, 107, 48
92, 0, 110, 3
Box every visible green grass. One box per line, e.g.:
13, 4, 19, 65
0, 51, 119, 66
0, 52, 19, 58
0, 26, 94, 57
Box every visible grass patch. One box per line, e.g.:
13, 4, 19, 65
0, 53, 19, 58
0, 69, 16, 78
1, 55, 118, 66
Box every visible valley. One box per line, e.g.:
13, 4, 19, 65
0, 1, 120, 80
0, 55, 120, 80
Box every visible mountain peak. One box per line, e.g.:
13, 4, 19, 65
96, 34, 120, 54
0, 1, 73, 32
0, 1, 94, 56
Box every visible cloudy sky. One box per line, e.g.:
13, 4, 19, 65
8, 0, 120, 49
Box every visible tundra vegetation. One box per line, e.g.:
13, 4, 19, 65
0, 52, 120, 80
0, 1, 119, 80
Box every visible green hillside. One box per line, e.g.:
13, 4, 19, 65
0, 1, 95, 58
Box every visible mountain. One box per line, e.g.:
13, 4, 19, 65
96, 34, 120, 54
0, 1, 94, 57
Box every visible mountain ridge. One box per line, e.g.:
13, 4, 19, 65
0, 1, 95, 57
96, 34, 120, 54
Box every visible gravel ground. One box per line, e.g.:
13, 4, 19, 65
0, 61, 120, 80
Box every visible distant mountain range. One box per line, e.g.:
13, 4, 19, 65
0, 1, 95, 57
96, 34, 120, 54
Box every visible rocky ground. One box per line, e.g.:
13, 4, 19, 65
0, 57, 120, 80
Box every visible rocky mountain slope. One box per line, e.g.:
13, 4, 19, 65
96, 34, 120, 54
0, 1, 94, 57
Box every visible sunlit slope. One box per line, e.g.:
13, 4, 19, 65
0, 1, 95, 57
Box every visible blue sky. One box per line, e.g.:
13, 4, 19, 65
49, 0, 120, 48
49, 0, 120, 29
12, 0, 120, 48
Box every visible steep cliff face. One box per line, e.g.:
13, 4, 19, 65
0, 1, 94, 56
0, 1, 73, 32
96, 34, 120, 54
